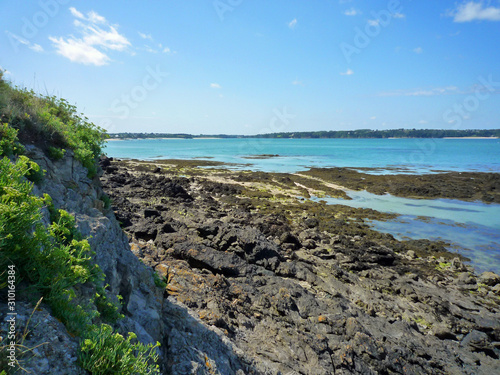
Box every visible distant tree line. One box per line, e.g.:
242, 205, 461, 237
108, 128, 500, 140
255, 128, 500, 139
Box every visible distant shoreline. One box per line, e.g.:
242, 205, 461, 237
107, 128, 500, 140
107, 136, 499, 141
442, 137, 499, 139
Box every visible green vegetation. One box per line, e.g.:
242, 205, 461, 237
78, 325, 160, 375
0, 71, 106, 177
153, 271, 168, 289
47, 146, 65, 160
109, 128, 500, 140
0, 73, 160, 373
254, 128, 500, 139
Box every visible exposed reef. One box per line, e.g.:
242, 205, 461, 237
303, 167, 500, 204
100, 158, 500, 375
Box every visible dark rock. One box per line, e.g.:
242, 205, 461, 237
197, 224, 219, 238
144, 208, 161, 218
462, 330, 498, 358
479, 271, 500, 286
279, 232, 301, 248
304, 217, 319, 228
432, 325, 458, 340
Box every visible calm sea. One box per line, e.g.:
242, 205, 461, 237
104, 138, 500, 273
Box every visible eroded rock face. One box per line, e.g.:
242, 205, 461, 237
18, 147, 168, 371
101, 159, 500, 375
0, 301, 85, 375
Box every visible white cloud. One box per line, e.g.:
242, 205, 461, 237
393, 12, 406, 19
69, 7, 84, 19
370, 116, 376, 120
87, 10, 107, 24
50, 8, 130, 66
368, 19, 379, 26
138, 34, 174, 54
449, 1, 500, 22
6, 31, 44, 53
138, 32, 153, 40
49, 36, 110, 65
144, 45, 158, 54
379, 86, 460, 97
210, 83, 222, 89
30, 43, 44, 52
344, 8, 359, 16
340, 69, 354, 76
288, 18, 297, 29
292, 79, 304, 86
413, 47, 423, 54
419, 120, 428, 124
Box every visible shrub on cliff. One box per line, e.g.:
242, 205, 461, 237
0, 155, 160, 374
0, 73, 160, 373
0, 71, 107, 177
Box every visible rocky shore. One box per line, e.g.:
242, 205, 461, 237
100, 158, 500, 375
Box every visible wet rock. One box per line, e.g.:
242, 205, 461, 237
431, 324, 458, 341
479, 271, 500, 286
461, 330, 497, 358
304, 217, 319, 228
144, 208, 161, 218
99, 159, 500, 375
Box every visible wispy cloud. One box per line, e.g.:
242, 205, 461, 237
138, 32, 153, 41
378, 86, 460, 97
210, 83, 222, 89
413, 47, 423, 54
288, 18, 297, 29
50, 8, 130, 66
138, 32, 174, 54
340, 69, 354, 76
393, 12, 406, 19
448, 1, 500, 22
292, 79, 304, 86
368, 19, 379, 26
344, 8, 359, 16
6, 31, 44, 53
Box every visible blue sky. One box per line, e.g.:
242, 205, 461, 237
1, 0, 499, 135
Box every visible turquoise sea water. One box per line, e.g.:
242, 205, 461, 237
104, 138, 500, 273
105, 138, 500, 174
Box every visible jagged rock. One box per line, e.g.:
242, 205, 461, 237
479, 271, 500, 286
25, 146, 168, 368
98, 159, 500, 375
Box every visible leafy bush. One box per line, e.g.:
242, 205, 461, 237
95, 286, 124, 324
101, 194, 112, 210
0, 123, 24, 157
47, 146, 65, 160
0, 72, 107, 177
0, 156, 160, 372
78, 324, 160, 375
153, 271, 167, 289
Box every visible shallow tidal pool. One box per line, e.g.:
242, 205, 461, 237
316, 191, 500, 274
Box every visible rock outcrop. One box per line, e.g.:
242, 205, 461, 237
100, 158, 500, 375
0, 146, 166, 373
